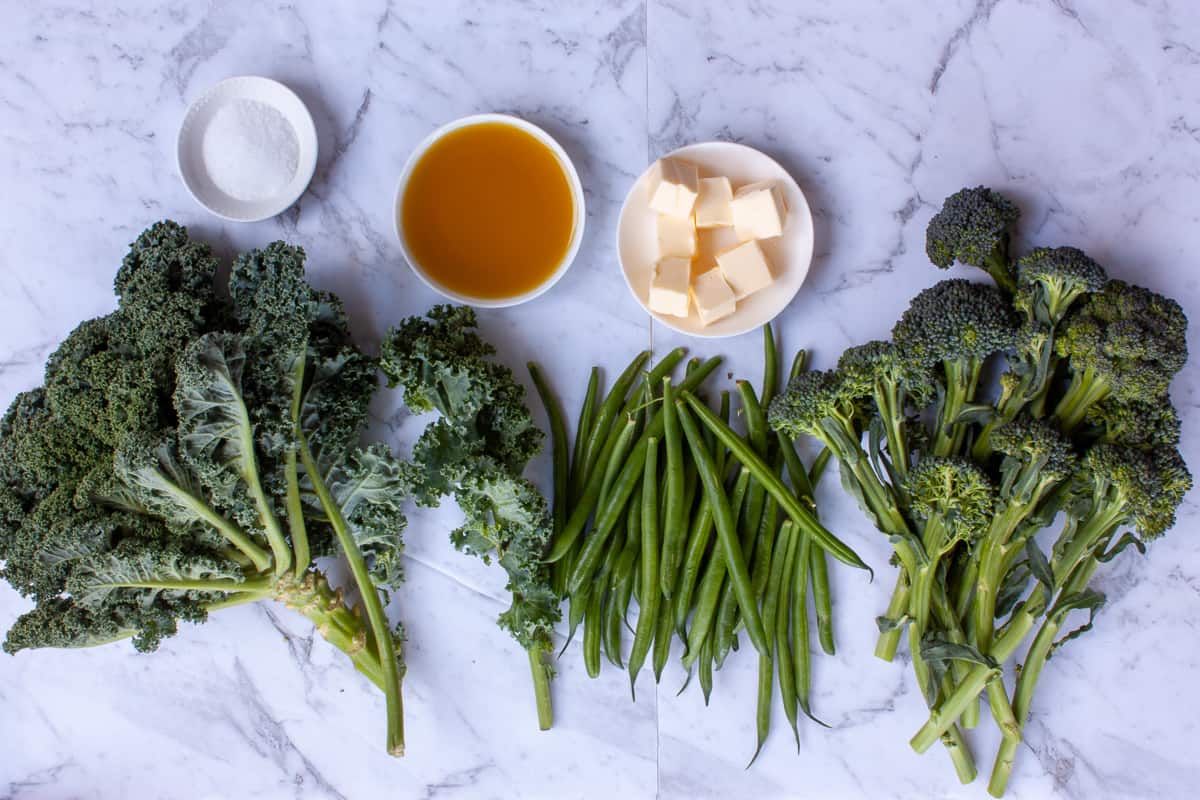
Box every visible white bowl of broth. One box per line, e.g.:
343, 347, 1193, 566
394, 114, 585, 307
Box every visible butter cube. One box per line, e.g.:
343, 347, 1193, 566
647, 158, 700, 218
648, 257, 692, 317
690, 268, 737, 326
731, 181, 788, 240
656, 213, 697, 259
694, 177, 734, 228
716, 239, 774, 299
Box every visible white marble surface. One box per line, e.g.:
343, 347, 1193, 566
1, 1, 1199, 798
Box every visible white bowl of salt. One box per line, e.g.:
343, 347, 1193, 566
178, 76, 318, 222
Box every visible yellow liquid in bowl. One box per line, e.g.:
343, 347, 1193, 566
402, 122, 576, 300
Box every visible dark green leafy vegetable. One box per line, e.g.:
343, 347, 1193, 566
380, 305, 558, 729
0, 222, 408, 755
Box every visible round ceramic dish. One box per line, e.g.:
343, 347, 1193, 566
617, 141, 815, 338
393, 113, 586, 308
177, 76, 319, 223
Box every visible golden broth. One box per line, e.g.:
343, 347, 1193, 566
402, 122, 575, 300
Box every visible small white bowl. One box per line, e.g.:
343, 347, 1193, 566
617, 142, 815, 338
177, 76, 318, 223
393, 113, 586, 308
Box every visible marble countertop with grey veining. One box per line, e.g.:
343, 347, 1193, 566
2, 2, 1199, 798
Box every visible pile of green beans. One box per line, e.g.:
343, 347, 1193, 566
531, 325, 865, 761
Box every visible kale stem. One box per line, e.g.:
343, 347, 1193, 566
300, 437, 405, 756
160, 479, 273, 573
528, 648, 553, 730
285, 350, 311, 569
237, 407, 291, 576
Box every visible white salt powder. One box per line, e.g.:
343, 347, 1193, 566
202, 99, 299, 203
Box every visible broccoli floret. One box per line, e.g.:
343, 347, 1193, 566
838, 340, 933, 482
925, 187, 1020, 293
1053, 280, 1188, 431
892, 279, 1018, 457
1014, 247, 1107, 325
1084, 397, 1182, 450
769, 370, 910, 539
1063, 444, 1192, 546
990, 416, 1076, 504
906, 456, 995, 552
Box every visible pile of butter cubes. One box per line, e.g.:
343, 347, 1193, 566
646, 156, 786, 326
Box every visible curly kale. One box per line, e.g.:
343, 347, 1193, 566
0, 222, 408, 755
380, 304, 558, 727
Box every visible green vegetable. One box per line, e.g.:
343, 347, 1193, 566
925, 185, 1020, 293
0, 223, 408, 755
772, 185, 1192, 794
380, 306, 558, 730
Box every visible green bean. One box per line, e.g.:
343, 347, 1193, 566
564, 358, 723, 581
623, 489, 643, 632
750, 490, 782, 603
681, 469, 750, 666
628, 438, 660, 696
750, 520, 794, 766
761, 323, 779, 410
672, 493, 715, 635
777, 435, 835, 657
698, 634, 714, 706
597, 414, 639, 513
547, 406, 630, 562
652, 590, 674, 682
560, 582, 588, 656
528, 362, 568, 535
714, 390, 730, 466
681, 393, 869, 573
792, 530, 816, 722
581, 350, 649, 479
789, 348, 808, 381
737, 381, 769, 457
713, 587, 738, 669
775, 521, 802, 749
659, 378, 687, 598
810, 542, 835, 656
606, 526, 639, 668
676, 400, 770, 657
583, 585, 602, 678
631, 347, 687, 407
569, 367, 600, 503
714, 465, 777, 664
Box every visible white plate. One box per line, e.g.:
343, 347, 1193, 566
617, 142, 814, 338
393, 113, 586, 308
177, 76, 319, 223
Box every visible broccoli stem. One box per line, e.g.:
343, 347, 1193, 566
934, 360, 982, 457
1052, 366, 1111, 432
299, 437, 405, 756
983, 250, 1017, 295
971, 500, 1032, 655
874, 577, 910, 661
875, 379, 911, 482
911, 514, 1115, 753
